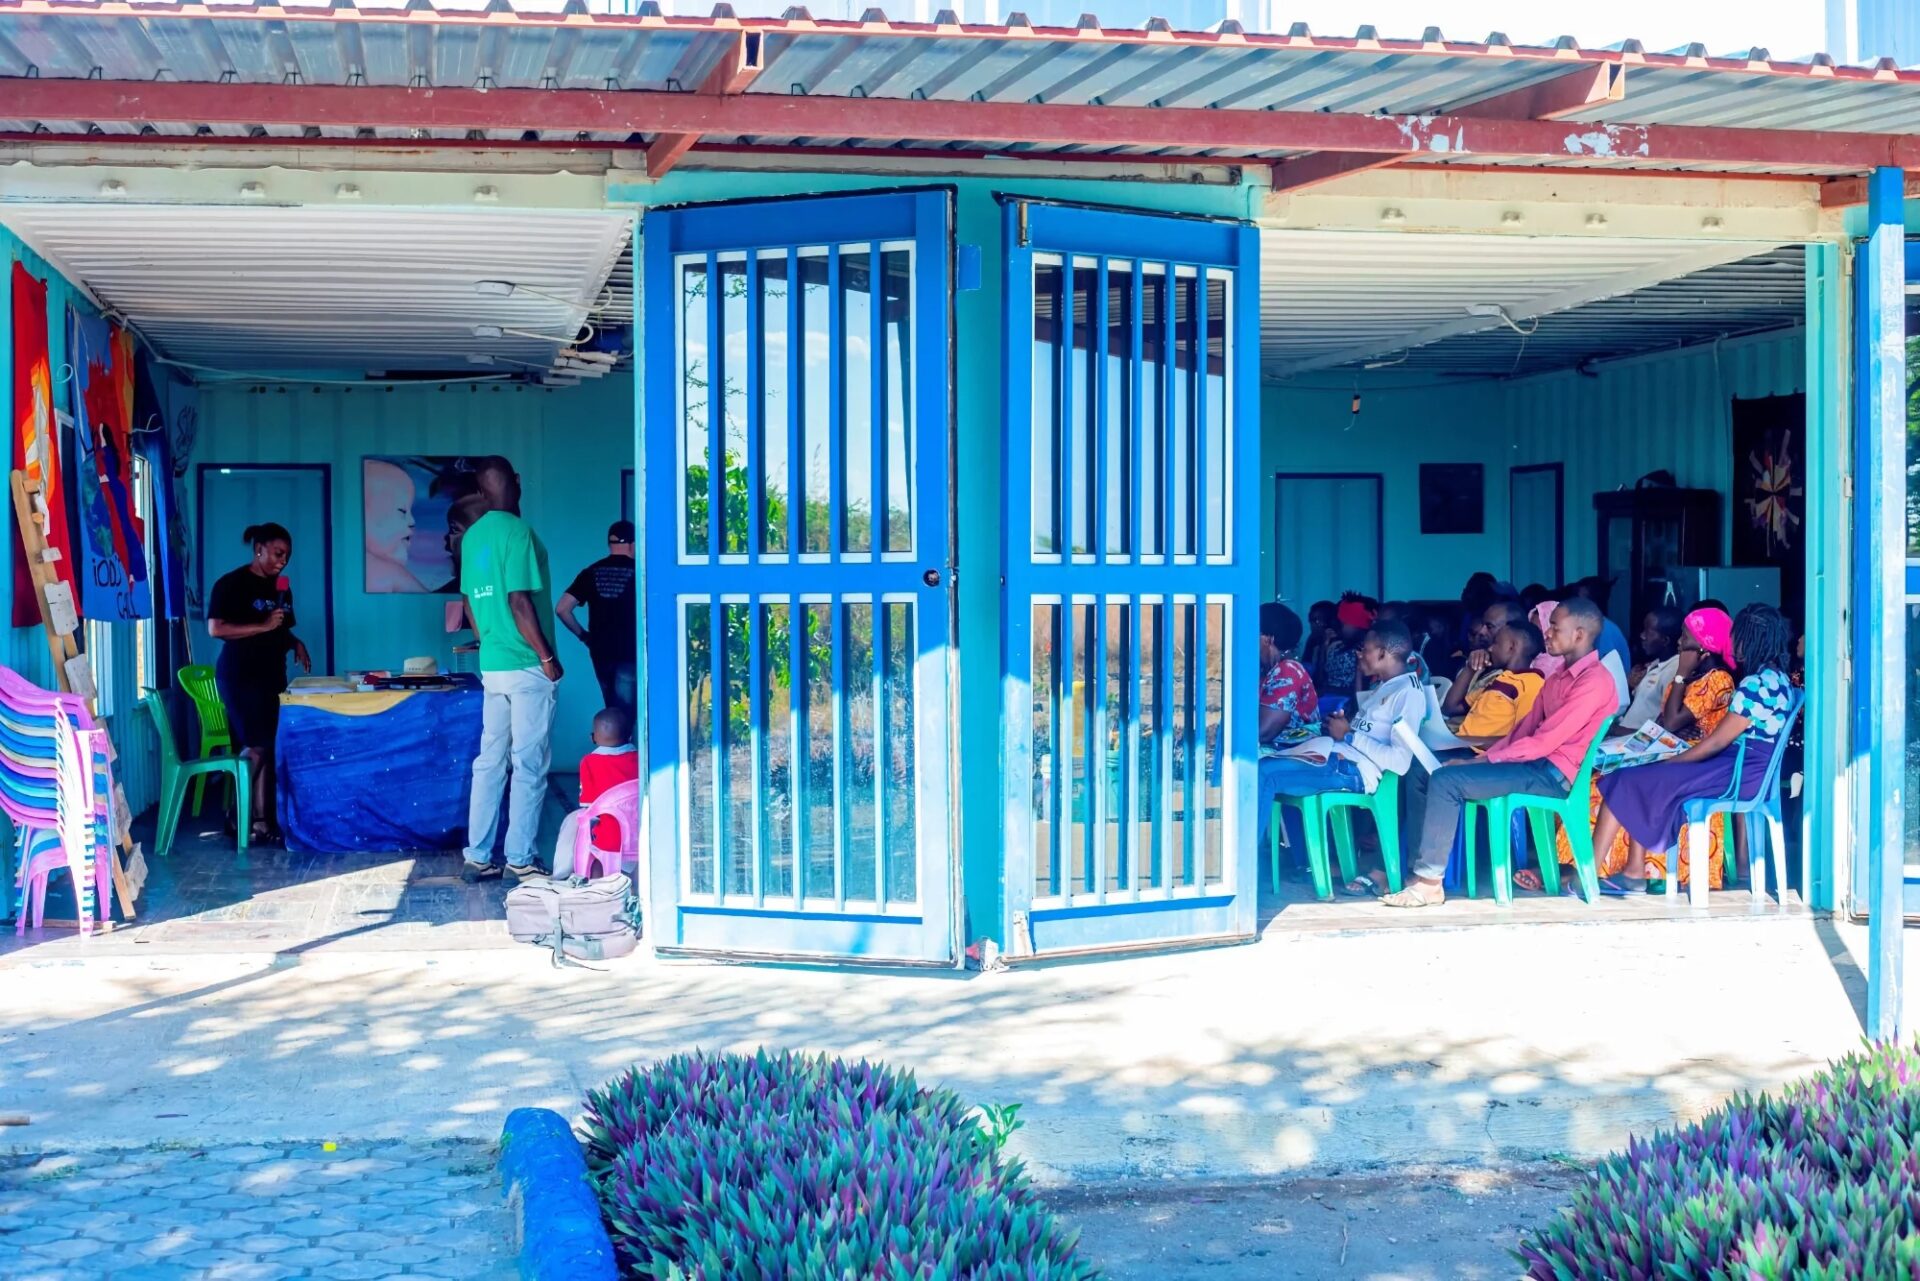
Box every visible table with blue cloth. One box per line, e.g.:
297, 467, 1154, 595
275, 676, 483, 854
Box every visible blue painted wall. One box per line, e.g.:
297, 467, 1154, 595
190, 375, 633, 772
0, 229, 160, 822
1263, 328, 1807, 607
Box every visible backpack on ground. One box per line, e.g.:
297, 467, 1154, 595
505, 873, 641, 966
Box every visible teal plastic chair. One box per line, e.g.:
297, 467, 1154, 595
176, 665, 234, 817
1462, 717, 1616, 905
144, 692, 250, 859
1271, 770, 1405, 901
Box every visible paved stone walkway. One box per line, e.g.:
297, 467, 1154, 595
0, 1141, 515, 1280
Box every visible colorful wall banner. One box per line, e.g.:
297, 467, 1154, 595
134, 353, 189, 620
10, 263, 76, 627
67, 309, 151, 622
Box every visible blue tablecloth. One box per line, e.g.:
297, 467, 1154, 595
277, 679, 483, 854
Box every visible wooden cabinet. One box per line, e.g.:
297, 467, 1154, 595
1594, 488, 1722, 632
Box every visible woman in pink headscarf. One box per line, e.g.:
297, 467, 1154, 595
1529, 600, 1565, 678
1659, 607, 1736, 744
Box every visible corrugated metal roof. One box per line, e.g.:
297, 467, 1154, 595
1, 203, 633, 375
0, 4, 1916, 169
1259, 230, 1788, 376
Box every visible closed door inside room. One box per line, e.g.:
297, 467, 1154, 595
1274, 473, 1381, 608
195, 466, 333, 676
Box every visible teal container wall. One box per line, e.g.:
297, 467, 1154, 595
616, 170, 1261, 947
0, 228, 160, 820
191, 376, 633, 771
1262, 329, 1807, 606
1504, 329, 1807, 580
1262, 378, 1508, 601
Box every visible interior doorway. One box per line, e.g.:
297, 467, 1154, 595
193, 464, 335, 677
1274, 472, 1382, 607
1509, 463, 1564, 592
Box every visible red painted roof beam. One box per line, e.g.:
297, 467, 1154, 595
645, 31, 762, 179
1270, 63, 1626, 194
3, 76, 1919, 173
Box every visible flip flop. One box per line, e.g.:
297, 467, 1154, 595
1340, 877, 1381, 899
1513, 869, 1546, 893
1597, 876, 1646, 898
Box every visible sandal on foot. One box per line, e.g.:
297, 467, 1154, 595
1381, 882, 1446, 909
1597, 876, 1646, 898
1513, 869, 1546, 893
1340, 877, 1382, 899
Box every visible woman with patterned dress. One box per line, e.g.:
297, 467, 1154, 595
1259, 602, 1321, 746
1591, 605, 1796, 892
1524, 606, 1743, 892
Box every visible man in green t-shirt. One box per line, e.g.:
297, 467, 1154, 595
459, 455, 565, 883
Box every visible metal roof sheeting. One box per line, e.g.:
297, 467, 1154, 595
1, 203, 633, 374
0, 4, 1917, 168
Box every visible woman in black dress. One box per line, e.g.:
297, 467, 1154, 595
208, 523, 312, 843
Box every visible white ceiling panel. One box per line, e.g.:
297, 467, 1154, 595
0, 203, 633, 377
1259, 229, 1789, 377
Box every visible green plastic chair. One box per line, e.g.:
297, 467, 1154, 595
1462, 717, 1616, 905
143, 692, 250, 860
1271, 770, 1405, 901
176, 665, 234, 817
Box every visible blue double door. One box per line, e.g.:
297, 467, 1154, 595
642, 190, 1261, 963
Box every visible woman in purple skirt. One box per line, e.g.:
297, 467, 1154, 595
1592, 605, 1796, 893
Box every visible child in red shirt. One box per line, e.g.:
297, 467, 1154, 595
551, 707, 639, 877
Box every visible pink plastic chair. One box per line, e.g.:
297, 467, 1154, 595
574, 779, 640, 880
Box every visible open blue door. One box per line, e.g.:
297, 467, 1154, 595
642, 190, 957, 964
1001, 200, 1260, 957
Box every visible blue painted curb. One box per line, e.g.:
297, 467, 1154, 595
498, 1107, 618, 1281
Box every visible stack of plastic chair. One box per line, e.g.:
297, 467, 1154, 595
575, 780, 641, 880
0, 666, 114, 934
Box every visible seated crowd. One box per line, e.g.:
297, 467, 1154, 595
1258, 573, 1801, 909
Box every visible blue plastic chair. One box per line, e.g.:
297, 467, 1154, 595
1677, 686, 1805, 908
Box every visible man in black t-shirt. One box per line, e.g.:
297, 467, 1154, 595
557, 520, 637, 716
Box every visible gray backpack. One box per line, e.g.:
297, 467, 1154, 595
505, 873, 641, 966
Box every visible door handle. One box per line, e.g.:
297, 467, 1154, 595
923, 569, 942, 587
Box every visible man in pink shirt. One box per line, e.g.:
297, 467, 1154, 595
1383, 596, 1616, 909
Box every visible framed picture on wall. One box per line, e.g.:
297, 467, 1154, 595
363, 455, 491, 594
1419, 463, 1485, 535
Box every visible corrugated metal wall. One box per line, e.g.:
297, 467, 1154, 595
1263, 328, 1808, 604
192, 376, 633, 768
1505, 329, 1807, 579
0, 229, 160, 819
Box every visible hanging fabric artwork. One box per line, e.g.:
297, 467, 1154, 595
10, 264, 77, 627
133, 353, 188, 620
66, 310, 151, 622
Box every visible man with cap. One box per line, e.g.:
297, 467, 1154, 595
557, 519, 638, 716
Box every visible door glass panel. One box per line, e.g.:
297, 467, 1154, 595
1071, 262, 1097, 557
1106, 265, 1133, 557
722, 601, 753, 895
1171, 601, 1196, 885
761, 256, 791, 556
1069, 601, 1094, 893
802, 602, 837, 901
1203, 599, 1226, 885
681, 261, 711, 557
1032, 601, 1059, 898
843, 601, 878, 900
1171, 271, 1197, 558
1032, 261, 1062, 556
801, 252, 832, 555
685, 602, 715, 894
843, 251, 874, 556
1137, 601, 1163, 890
720, 260, 749, 556
1204, 273, 1229, 559
882, 250, 914, 555
1102, 601, 1129, 892
883, 601, 917, 902
1140, 267, 1166, 559
1904, 299, 1920, 875
763, 602, 795, 898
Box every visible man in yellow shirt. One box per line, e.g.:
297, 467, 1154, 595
1451, 621, 1546, 741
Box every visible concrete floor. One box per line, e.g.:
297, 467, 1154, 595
0, 818, 1888, 1185
1051, 1167, 1585, 1280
